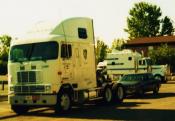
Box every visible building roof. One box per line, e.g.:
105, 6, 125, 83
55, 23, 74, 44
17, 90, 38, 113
125, 36, 175, 45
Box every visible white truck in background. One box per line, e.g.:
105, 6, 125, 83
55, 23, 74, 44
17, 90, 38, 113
99, 49, 168, 82
8, 17, 124, 114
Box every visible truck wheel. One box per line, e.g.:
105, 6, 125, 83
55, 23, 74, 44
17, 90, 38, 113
103, 87, 113, 103
55, 92, 71, 114
153, 84, 159, 95
115, 85, 124, 103
11, 105, 29, 115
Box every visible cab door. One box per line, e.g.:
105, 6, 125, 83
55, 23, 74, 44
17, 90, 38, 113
61, 43, 74, 83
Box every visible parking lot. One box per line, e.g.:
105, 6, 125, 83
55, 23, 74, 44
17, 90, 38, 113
0, 80, 175, 121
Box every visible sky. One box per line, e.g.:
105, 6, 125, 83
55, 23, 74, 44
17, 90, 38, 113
0, 0, 175, 47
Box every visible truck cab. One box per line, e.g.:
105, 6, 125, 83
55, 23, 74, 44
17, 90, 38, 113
138, 57, 168, 82
8, 17, 124, 114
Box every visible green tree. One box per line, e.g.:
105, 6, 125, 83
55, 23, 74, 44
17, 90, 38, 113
0, 35, 11, 47
96, 38, 108, 63
160, 16, 174, 36
148, 44, 175, 72
111, 38, 125, 50
0, 35, 11, 75
125, 2, 174, 39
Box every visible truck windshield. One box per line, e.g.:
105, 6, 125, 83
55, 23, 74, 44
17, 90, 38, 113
10, 41, 58, 62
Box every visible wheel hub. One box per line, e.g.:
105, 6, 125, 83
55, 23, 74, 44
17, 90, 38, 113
118, 87, 124, 100
105, 88, 112, 102
60, 94, 70, 111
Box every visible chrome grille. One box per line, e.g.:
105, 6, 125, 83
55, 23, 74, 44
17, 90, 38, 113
17, 71, 37, 83
14, 85, 45, 93
29, 71, 36, 83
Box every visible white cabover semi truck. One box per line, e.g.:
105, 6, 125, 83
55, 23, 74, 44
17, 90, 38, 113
8, 17, 124, 114
104, 49, 168, 82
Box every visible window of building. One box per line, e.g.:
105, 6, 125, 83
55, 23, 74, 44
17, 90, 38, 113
78, 28, 87, 39
112, 62, 115, 65
61, 44, 72, 58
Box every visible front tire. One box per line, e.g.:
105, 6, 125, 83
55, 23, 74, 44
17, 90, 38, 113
55, 92, 71, 114
153, 84, 159, 95
11, 105, 29, 115
154, 75, 163, 82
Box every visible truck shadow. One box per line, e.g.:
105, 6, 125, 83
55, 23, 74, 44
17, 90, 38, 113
127, 92, 175, 99
1, 101, 174, 121
24, 102, 174, 121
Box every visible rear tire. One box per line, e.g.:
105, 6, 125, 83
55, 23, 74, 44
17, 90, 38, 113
55, 92, 72, 114
103, 87, 113, 103
114, 85, 125, 103
11, 105, 29, 115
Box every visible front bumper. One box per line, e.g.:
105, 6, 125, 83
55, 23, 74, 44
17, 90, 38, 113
8, 94, 57, 106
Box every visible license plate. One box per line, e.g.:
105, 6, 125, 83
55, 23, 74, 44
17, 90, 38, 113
25, 96, 40, 100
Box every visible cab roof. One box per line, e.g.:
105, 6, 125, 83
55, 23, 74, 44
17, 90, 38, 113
11, 34, 63, 46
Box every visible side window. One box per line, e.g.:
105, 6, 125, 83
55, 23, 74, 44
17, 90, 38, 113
148, 74, 154, 80
128, 57, 132, 61
139, 60, 145, 65
139, 60, 142, 65
143, 74, 148, 81
142, 60, 146, 65
112, 62, 115, 65
61, 44, 72, 58
139, 75, 144, 81
78, 28, 87, 39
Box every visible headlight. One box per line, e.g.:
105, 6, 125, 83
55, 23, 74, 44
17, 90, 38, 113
45, 85, 51, 92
